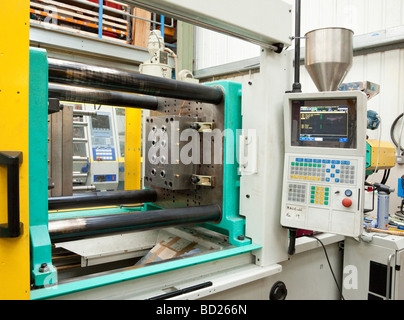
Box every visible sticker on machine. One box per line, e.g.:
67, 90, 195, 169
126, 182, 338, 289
284, 204, 306, 221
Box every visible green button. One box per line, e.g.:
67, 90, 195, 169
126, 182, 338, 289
309, 163, 312, 167
291, 162, 295, 166
311, 191, 315, 195
310, 200, 315, 204
325, 192, 329, 196
325, 187, 330, 191
325, 196, 329, 201
324, 201, 328, 205
300, 163, 304, 166
311, 186, 315, 190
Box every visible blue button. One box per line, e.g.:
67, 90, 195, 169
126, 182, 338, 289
326, 178, 330, 182
335, 178, 339, 183
331, 165, 335, 169
336, 169, 340, 173
331, 173, 335, 178
345, 189, 352, 197
326, 169, 330, 173
305, 158, 312, 162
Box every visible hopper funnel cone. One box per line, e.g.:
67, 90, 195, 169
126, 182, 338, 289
305, 28, 353, 91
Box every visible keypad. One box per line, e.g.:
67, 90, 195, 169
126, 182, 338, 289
289, 158, 355, 185
287, 183, 306, 203
310, 186, 329, 206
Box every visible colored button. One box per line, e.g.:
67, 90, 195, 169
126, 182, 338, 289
342, 198, 352, 208
345, 189, 352, 197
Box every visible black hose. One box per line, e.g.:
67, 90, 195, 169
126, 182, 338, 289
390, 112, 404, 152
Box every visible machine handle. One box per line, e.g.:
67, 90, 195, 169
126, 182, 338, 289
386, 253, 395, 300
0, 151, 23, 238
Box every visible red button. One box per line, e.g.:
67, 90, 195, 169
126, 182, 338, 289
342, 198, 352, 207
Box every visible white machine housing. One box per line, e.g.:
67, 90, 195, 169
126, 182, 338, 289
281, 91, 367, 237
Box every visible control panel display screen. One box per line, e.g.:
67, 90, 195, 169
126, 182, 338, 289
291, 99, 357, 148
92, 115, 110, 130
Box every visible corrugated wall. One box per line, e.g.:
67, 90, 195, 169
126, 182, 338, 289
194, 0, 404, 216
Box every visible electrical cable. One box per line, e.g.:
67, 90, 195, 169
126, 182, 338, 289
309, 234, 345, 300
390, 113, 404, 153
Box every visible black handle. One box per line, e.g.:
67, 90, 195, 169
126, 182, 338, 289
0, 151, 23, 238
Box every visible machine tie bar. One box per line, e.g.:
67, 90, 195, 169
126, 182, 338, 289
48, 204, 222, 242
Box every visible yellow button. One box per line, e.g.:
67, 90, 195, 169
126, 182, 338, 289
315, 195, 319, 199
295, 175, 298, 179
299, 176, 302, 179
308, 176, 311, 180
320, 196, 324, 200
320, 201, 324, 205
290, 175, 294, 179
317, 177, 321, 181
320, 187, 325, 191
303, 176, 307, 180
315, 200, 319, 204
320, 192, 324, 196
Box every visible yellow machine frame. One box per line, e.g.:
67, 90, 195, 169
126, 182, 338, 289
0, 1, 31, 299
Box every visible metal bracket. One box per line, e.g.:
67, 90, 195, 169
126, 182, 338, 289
48, 98, 63, 115
191, 122, 216, 132
191, 174, 215, 187
239, 133, 258, 175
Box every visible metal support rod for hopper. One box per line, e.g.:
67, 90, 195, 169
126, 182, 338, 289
48, 58, 224, 105
48, 190, 158, 210
292, 0, 302, 93
49, 83, 159, 110
48, 204, 222, 242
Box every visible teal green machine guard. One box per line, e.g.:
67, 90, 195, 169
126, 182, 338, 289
29, 49, 260, 299
29, 48, 58, 287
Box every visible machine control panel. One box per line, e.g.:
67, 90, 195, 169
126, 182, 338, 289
87, 109, 119, 191
281, 92, 367, 238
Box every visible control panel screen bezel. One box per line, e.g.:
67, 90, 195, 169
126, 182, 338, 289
291, 98, 357, 149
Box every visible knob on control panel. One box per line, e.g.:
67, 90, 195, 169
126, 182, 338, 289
342, 198, 352, 207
